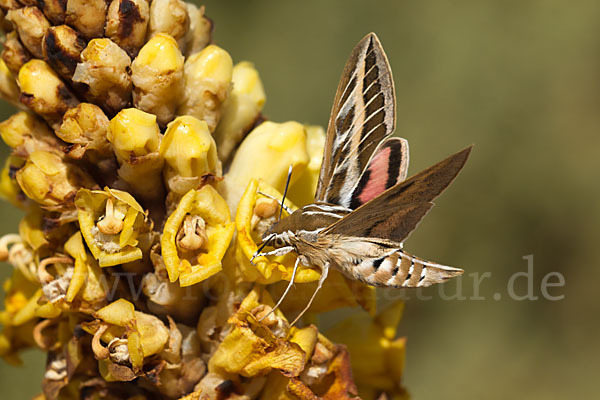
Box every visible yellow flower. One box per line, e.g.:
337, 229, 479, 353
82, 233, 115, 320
83, 299, 169, 375
327, 301, 409, 399
222, 120, 310, 211
0, 58, 20, 107
231, 178, 318, 284
1, 268, 41, 326
213, 61, 266, 162
207, 287, 305, 378
161, 185, 234, 286
0, 321, 37, 366
286, 125, 326, 207
75, 187, 151, 267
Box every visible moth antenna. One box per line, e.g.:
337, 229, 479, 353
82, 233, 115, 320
260, 257, 300, 322
279, 165, 293, 221
290, 263, 330, 326
258, 191, 293, 215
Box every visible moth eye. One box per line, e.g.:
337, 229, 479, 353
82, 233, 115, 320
273, 237, 285, 247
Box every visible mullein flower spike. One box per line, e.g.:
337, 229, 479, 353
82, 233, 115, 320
0, 2, 411, 398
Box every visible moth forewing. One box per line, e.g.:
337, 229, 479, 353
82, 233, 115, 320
323, 146, 472, 243
316, 32, 396, 207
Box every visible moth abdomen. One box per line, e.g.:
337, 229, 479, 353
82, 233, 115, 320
345, 249, 463, 288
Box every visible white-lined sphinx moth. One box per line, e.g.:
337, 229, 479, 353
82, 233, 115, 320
252, 33, 472, 323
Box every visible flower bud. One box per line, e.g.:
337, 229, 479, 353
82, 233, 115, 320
5, 7, 51, 59
1, 31, 32, 76
131, 33, 184, 126
177, 44, 232, 132
0, 111, 61, 155
0, 59, 21, 109
72, 38, 133, 116
0, 0, 20, 12
38, 0, 67, 25
42, 25, 87, 80
56, 103, 111, 159
213, 61, 266, 163
184, 3, 212, 57
16, 151, 95, 210
107, 108, 164, 201
17, 59, 79, 129
160, 116, 221, 195
105, 0, 150, 57
147, 0, 189, 49
65, 0, 108, 39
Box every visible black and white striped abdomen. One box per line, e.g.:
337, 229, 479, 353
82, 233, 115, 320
346, 249, 463, 288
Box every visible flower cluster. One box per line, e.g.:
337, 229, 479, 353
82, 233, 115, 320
0, 1, 409, 399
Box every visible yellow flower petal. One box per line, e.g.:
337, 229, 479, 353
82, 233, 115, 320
94, 299, 136, 328
223, 120, 309, 211
327, 301, 407, 395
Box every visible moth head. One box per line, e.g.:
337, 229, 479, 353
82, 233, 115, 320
260, 230, 287, 249
262, 208, 303, 241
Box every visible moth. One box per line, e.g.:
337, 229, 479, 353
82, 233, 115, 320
252, 33, 472, 324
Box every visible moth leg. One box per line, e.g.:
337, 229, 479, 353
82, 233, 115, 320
257, 191, 293, 215
259, 257, 300, 322
250, 246, 295, 264
291, 262, 330, 326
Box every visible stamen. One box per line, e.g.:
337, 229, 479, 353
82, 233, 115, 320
91, 324, 110, 360
0, 234, 21, 261
97, 198, 125, 235
177, 214, 208, 251
254, 198, 279, 219
33, 319, 56, 351
37, 256, 73, 285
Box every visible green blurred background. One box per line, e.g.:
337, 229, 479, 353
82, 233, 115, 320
1, 0, 599, 398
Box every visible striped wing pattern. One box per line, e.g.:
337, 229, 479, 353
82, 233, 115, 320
316, 33, 396, 208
